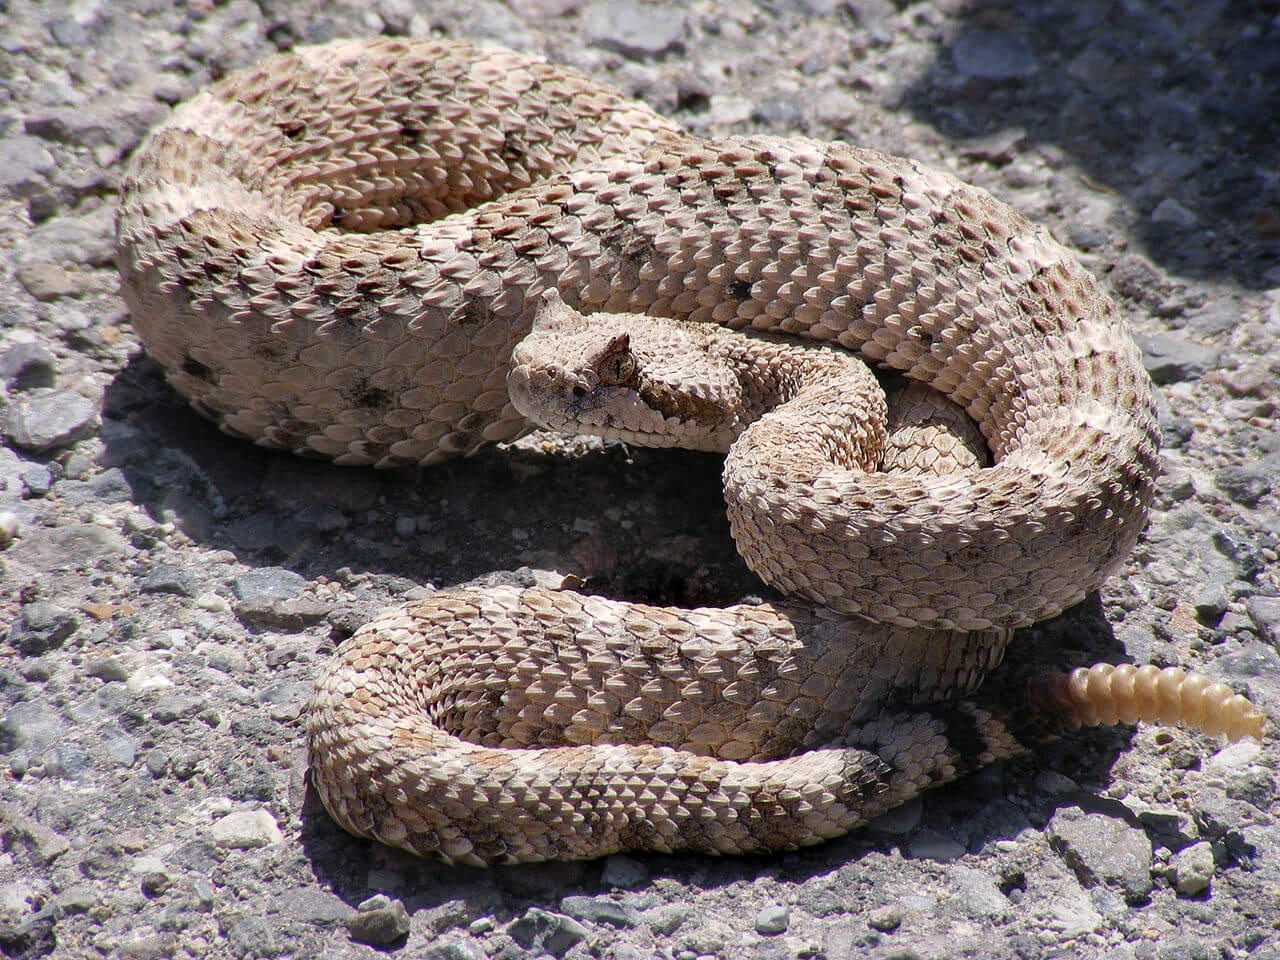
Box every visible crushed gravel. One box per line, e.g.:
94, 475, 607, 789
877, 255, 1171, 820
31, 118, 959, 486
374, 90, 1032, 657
1, 1, 1278, 958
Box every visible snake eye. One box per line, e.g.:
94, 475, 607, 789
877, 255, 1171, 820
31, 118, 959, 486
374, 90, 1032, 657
598, 351, 636, 386
596, 333, 635, 386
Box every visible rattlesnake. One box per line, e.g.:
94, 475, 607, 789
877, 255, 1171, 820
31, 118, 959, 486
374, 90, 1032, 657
116, 37, 1264, 865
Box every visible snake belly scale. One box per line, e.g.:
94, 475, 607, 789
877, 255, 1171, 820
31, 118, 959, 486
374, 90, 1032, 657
115, 37, 1264, 864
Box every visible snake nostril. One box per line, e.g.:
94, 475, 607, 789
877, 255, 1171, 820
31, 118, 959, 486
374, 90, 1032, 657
571, 385, 587, 400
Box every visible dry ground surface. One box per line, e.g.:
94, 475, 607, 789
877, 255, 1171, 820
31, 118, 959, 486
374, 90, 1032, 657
1, 1, 1279, 958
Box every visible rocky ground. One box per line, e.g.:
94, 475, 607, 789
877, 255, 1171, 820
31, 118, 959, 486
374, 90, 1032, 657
1, 0, 1278, 957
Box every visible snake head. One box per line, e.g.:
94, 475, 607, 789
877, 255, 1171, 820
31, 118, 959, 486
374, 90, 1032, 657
507, 291, 744, 452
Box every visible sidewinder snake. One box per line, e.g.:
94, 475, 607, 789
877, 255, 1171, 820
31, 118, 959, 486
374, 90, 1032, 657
115, 37, 1265, 864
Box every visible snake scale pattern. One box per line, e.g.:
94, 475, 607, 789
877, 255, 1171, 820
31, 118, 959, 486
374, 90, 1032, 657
116, 37, 1264, 865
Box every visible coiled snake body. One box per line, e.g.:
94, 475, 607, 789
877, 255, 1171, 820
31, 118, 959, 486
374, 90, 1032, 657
116, 38, 1264, 864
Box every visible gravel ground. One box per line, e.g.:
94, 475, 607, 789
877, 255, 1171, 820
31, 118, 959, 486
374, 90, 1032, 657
2, 1, 1279, 958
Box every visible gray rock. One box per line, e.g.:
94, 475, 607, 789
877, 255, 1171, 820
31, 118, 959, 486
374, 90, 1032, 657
1215, 465, 1272, 507
644, 902, 691, 935
1136, 333, 1220, 385
755, 904, 790, 935
85, 655, 129, 684
868, 903, 905, 931
947, 865, 1010, 919
1048, 807, 1153, 904
507, 907, 588, 957
234, 596, 332, 631
951, 29, 1038, 80
10, 601, 78, 654
0, 802, 72, 864
1246, 595, 1280, 647
1, 389, 99, 453
141, 563, 200, 597
0, 343, 57, 391
1151, 197, 1198, 228
231, 567, 307, 601
906, 829, 967, 861
1171, 841, 1215, 897
24, 93, 168, 154
210, 809, 283, 849
16, 205, 118, 269
21, 466, 52, 497
0, 135, 56, 200
600, 853, 648, 889
560, 894, 640, 928
425, 937, 486, 960
348, 894, 411, 946
581, 0, 685, 58
224, 914, 280, 959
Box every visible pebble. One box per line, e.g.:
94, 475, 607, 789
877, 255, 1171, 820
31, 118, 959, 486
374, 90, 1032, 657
1171, 841, 1216, 897
507, 907, 588, 955
1214, 465, 1272, 508
348, 894, 411, 946
1245, 596, 1280, 647
0, 389, 99, 453
755, 904, 790, 935
560, 894, 641, 928
1047, 807, 1154, 904
424, 937, 486, 960
0, 510, 18, 546
1136, 333, 1220, 385
231, 567, 307, 601
951, 29, 1038, 80
868, 904, 905, 932
0, 135, 56, 202
601, 854, 649, 889
141, 563, 200, 597
10, 601, 78, 654
209, 809, 283, 849
0, 342, 57, 391
581, 0, 685, 58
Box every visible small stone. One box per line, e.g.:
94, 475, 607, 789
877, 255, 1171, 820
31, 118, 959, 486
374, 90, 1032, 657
1151, 197, 1198, 228
868, 904, 905, 932
644, 903, 691, 935
424, 937, 486, 960
140, 869, 173, 898
348, 894, 411, 947
10, 601, 78, 654
581, 0, 685, 58
560, 894, 640, 928
87, 654, 130, 684
948, 865, 1009, 919
601, 854, 649, 889
141, 563, 200, 597
1246, 596, 1280, 647
0, 342, 57, 390
1, 389, 99, 453
235, 596, 333, 631
1171, 841, 1215, 897
21, 467, 53, 497
210, 809, 283, 849
0, 135, 55, 200
508, 907, 588, 956
1136, 333, 1220, 385
1215, 465, 1272, 507
755, 904, 790, 935
231, 567, 307, 601
951, 29, 1038, 80
1048, 807, 1154, 904
0, 511, 19, 547
906, 829, 967, 861
14, 262, 89, 300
